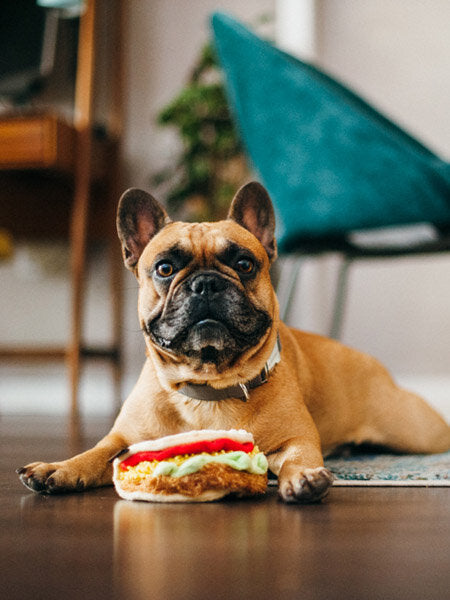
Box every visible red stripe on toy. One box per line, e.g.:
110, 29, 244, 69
120, 438, 254, 470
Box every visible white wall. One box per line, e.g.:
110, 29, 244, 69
122, 0, 275, 189
1, 0, 448, 419
317, 0, 450, 159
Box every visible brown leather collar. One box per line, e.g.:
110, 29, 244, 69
178, 335, 281, 402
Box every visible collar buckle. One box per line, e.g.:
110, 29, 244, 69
238, 383, 250, 401
261, 363, 270, 384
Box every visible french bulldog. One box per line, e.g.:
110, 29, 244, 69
17, 182, 450, 503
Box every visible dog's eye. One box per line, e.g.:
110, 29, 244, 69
156, 262, 175, 277
235, 258, 254, 274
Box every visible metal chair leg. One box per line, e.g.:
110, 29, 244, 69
277, 255, 302, 322
329, 255, 352, 340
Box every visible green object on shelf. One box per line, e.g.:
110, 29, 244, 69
152, 43, 247, 222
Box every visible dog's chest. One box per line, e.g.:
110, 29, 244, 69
172, 395, 251, 432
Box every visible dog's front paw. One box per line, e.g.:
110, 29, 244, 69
278, 466, 334, 504
16, 462, 87, 494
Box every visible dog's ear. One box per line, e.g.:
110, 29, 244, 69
117, 188, 171, 270
228, 181, 277, 262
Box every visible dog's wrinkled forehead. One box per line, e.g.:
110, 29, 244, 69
140, 219, 267, 268
117, 182, 277, 272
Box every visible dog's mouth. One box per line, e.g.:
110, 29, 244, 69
189, 318, 228, 341
193, 322, 225, 364
151, 318, 231, 353
148, 313, 266, 367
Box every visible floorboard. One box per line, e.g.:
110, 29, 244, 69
1, 415, 449, 600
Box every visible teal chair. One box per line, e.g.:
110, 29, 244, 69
211, 13, 450, 337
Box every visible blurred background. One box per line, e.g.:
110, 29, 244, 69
0, 0, 449, 420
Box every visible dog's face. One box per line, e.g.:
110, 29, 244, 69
117, 182, 278, 376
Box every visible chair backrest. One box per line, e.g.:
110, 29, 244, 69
211, 13, 450, 251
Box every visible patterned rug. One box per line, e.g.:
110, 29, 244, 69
325, 450, 450, 486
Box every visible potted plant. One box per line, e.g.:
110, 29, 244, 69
152, 43, 248, 222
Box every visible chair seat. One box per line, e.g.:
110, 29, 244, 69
281, 228, 450, 259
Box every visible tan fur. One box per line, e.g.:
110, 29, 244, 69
19, 188, 450, 503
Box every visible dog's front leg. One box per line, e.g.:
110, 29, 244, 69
268, 436, 334, 504
17, 432, 128, 494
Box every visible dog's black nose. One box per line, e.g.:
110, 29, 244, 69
189, 273, 228, 296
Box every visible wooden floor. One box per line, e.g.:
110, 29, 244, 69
1, 415, 449, 600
